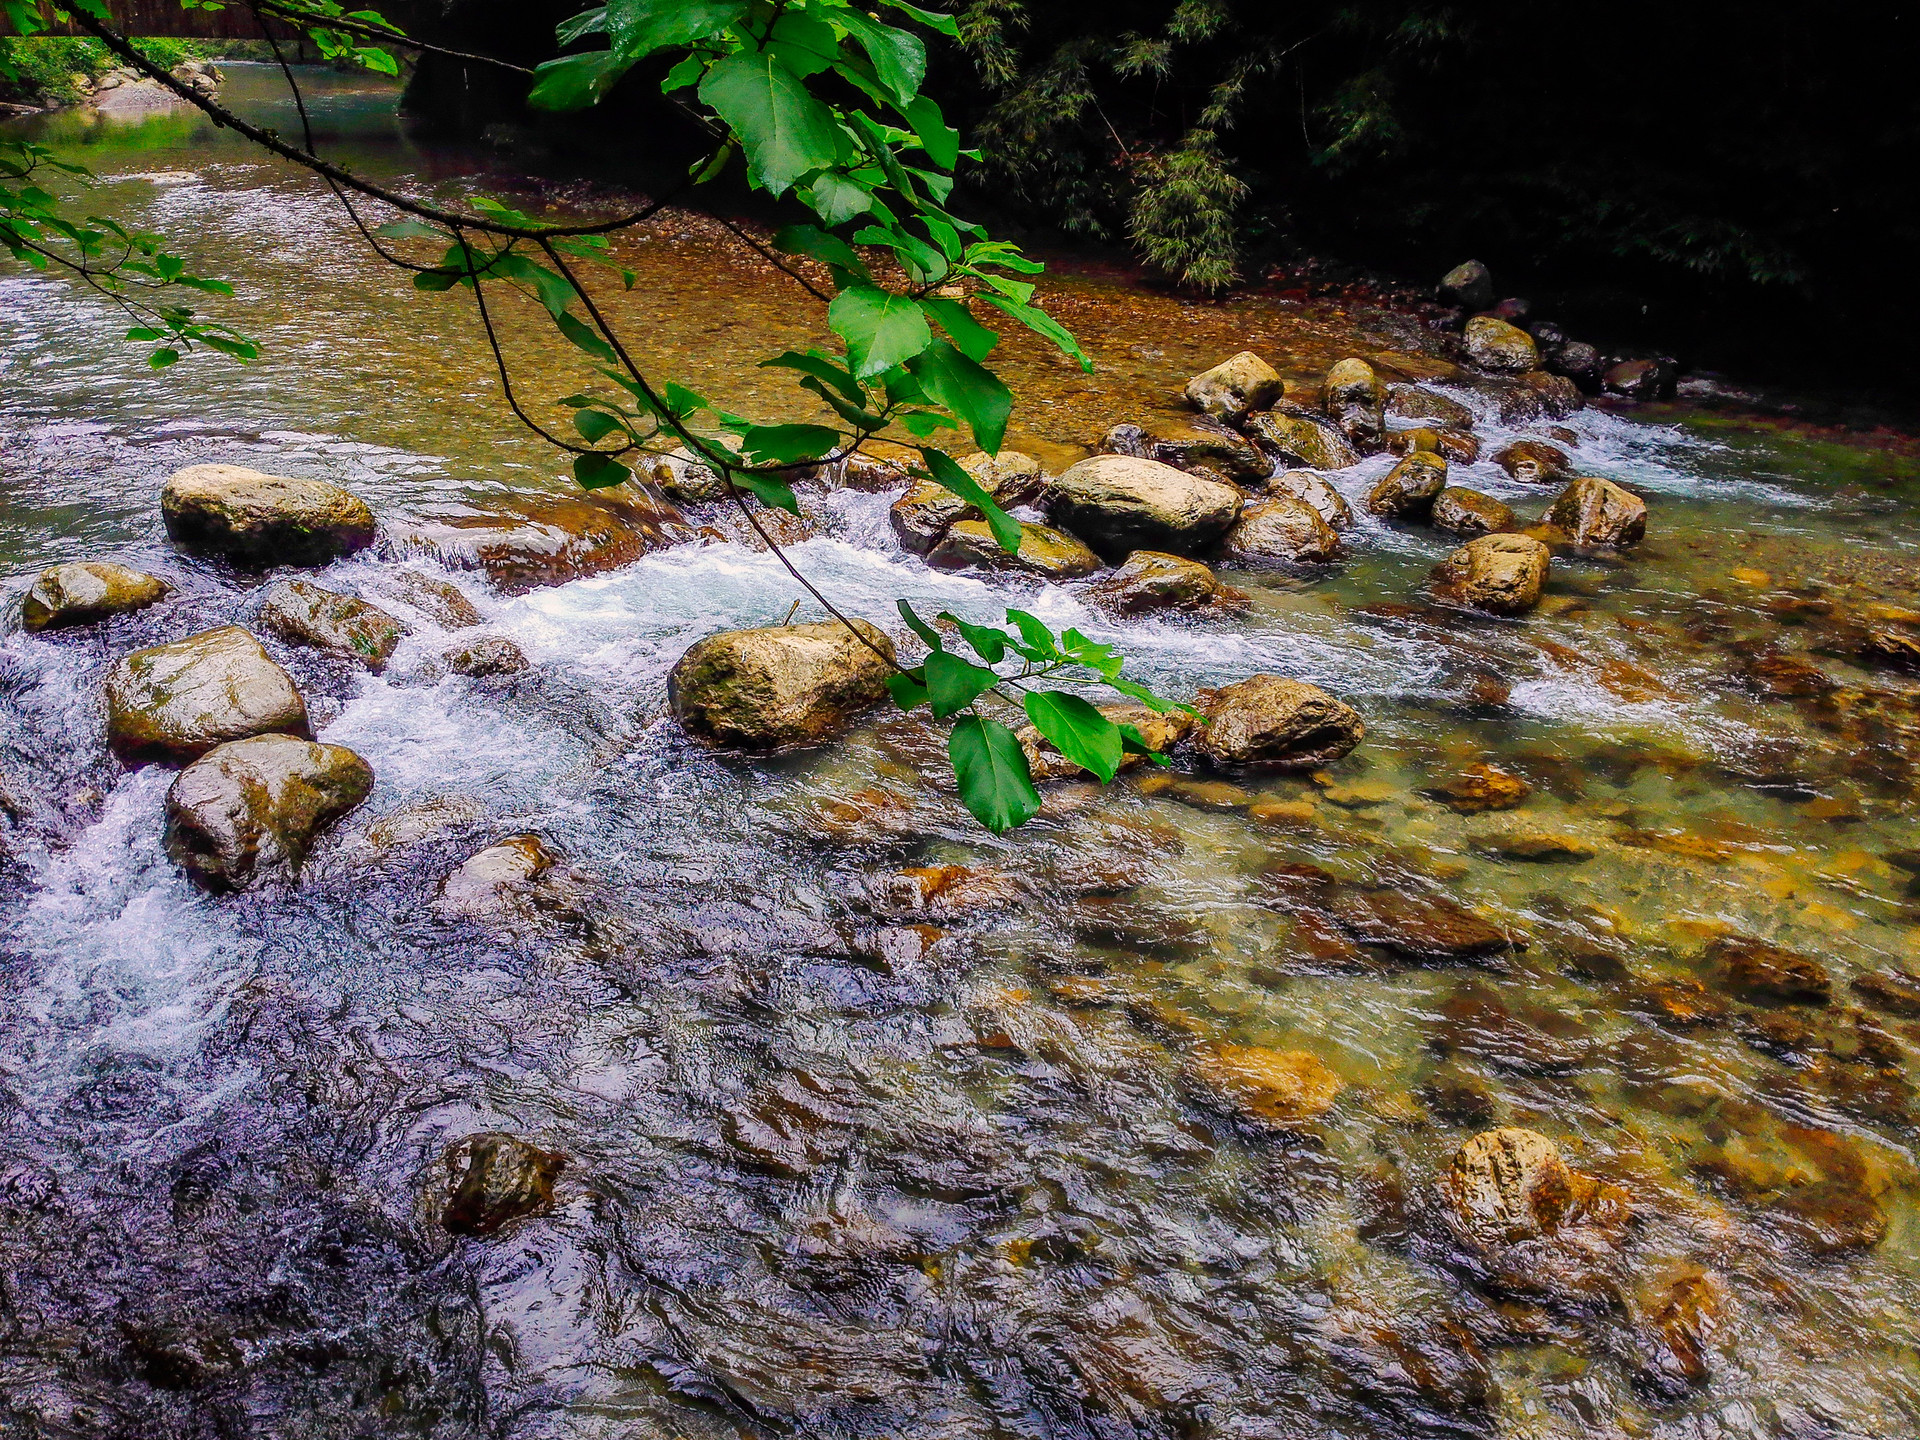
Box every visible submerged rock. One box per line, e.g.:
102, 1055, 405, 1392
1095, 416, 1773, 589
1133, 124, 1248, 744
440, 1133, 565, 1237
1221, 495, 1342, 564
1048, 455, 1242, 560
928, 519, 1100, 579
1461, 316, 1538, 373
1189, 1043, 1344, 1127
433, 834, 555, 920
164, 733, 373, 891
1493, 440, 1572, 484
1086, 550, 1248, 616
1430, 488, 1515, 537
1184, 350, 1282, 422
21, 561, 169, 631
668, 619, 895, 751
397, 491, 685, 594
1428, 762, 1531, 813
1385, 383, 1475, 430
161, 464, 375, 567
1366, 453, 1448, 520
105, 626, 309, 762
1269, 470, 1356, 531
1852, 967, 1920, 1017
446, 635, 528, 676
1246, 408, 1362, 472
1441, 1127, 1625, 1248
1547, 477, 1648, 547
1433, 534, 1551, 615
1195, 675, 1364, 770
372, 568, 482, 629
1711, 933, 1831, 1005
257, 579, 408, 672
1763, 1179, 1887, 1255
1603, 357, 1676, 400
1330, 888, 1512, 962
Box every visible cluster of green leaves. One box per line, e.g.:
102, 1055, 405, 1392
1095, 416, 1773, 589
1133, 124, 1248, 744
0, 138, 257, 367
890, 599, 1193, 831
178, 0, 402, 73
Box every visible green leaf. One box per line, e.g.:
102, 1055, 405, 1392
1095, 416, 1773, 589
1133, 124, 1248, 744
148, 348, 181, 370
1118, 722, 1172, 766
919, 297, 998, 363
896, 599, 945, 652
605, 0, 745, 58
878, 0, 962, 40
575, 452, 632, 489
885, 670, 930, 711
833, 7, 926, 103
907, 341, 1013, 455
949, 715, 1041, 833
741, 423, 838, 465
903, 94, 959, 170
373, 219, 443, 241
527, 50, 636, 111
760, 349, 868, 407
978, 293, 1091, 372
771, 223, 871, 283
699, 50, 841, 196
729, 471, 801, 514
1023, 691, 1123, 783
556, 311, 617, 363
574, 409, 625, 442
555, 6, 608, 45
413, 269, 461, 292
1103, 675, 1187, 715
936, 611, 1007, 664
926, 650, 1000, 718
1003, 609, 1061, 660
828, 284, 932, 378
800, 171, 876, 226
768, 9, 840, 78
920, 446, 1020, 553
490, 252, 574, 318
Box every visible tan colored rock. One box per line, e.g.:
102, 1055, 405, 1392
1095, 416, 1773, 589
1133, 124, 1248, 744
669, 619, 895, 751
1385, 383, 1475, 429
257, 579, 407, 672
1429, 762, 1530, 813
372, 569, 481, 629
1493, 440, 1572, 484
1547, 476, 1648, 547
1323, 357, 1382, 413
1519, 369, 1584, 417
1441, 1127, 1577, 1249
21, 561, 169, 631
928, 519, 1100, 579
164, 733, 372, 891
1222, 496, 1342, 564
1433, 534, 1551, 615
1269, 471, 1356, 531
434, 834, 555, 920
1637, 1271, 1725, 1395
1196, 675, 1364, 770
1387, 426, 1480, 464
889, 480, 970, 554
360, 795, 485, 854
1048, 455, 1241, 560
1184, 350, 1282, 422
876, 864, 1025, 918
1017, 703, 1196, 780
1086, 550, 1247, 616
1366, 452, 1448, 519
1190, 1044, 1344, 1127
105, 626, 309, 763
1246, 409, 1362, 472
161, 465, 375, 567
1461, 316, 1539, 373
1430, 487, 1515, 537
397, 492, 685, 594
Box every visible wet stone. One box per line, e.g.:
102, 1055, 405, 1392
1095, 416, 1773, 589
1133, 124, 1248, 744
1195, 674, 1365, 771
440, 1132, 566, 1237
1763, 1180, 1887, 1255
105, 625, 310, 763
1329, 887, 1512, 963
1547, 476, 1648, 548
257, 578, 408, 672
928, 518, 1101, 579
1366, 452, 1448, 520
398, 491, 686, 594
1631, 976, 1731, 1030
1184, 349, 1282, 422
1430, 487, 1515, 537
1188, 1043, 1344, 1127
1635, 1271, 1725, 1397
161, 464, 376, 567
1493, 440, 1572, 484
1221, 494, 1342, 564
669, 619, 895, 751
1047, 454, 1242, 560
873, 864, 1025, 919
165, 733, 374, 892
371, 568, 481, 629
1852, 966, 1920, 1017
1711, 933, 1831, 1005
433, 834, 557, 921
1462, 316, 1538, 373
1069, 897, 1209, 956
1432, 533, 1551, 615
1387, 426, 1480, 465
445, 634, 528, 676
1246, 407, 1363, 472
1385, 382, 1475, 430
1268, 469, 1356, 531
1086, 549, 1247, 616
1427, 762, 1531, 813
1019, 702, 1194, 781
21, 560, 169, 631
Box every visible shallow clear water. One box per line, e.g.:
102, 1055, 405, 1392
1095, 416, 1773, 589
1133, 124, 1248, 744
4, 64, 1920, 1440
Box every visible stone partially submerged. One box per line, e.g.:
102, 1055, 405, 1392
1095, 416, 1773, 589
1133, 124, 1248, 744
1048, 455, 1242, 560
105, 626, 309, 762
164, 733, 373, 891
1184, 350, 1282, 423
1246, 409, 1362, 472
927, 519, 1100, 580
1221, 496, 1342, 564
1432, 534, 1551, 614
669, 620, 896, 750
1269, 471, 1356, 531
1461, 316, 1539, 373
439, 1132, 566, 1237
161, 465, 376, 567
1547, 477, 1648, 547
397, 491, 686, 594
1195, 675, 1364, 770
1085, 551, 1248, 616
257, 579, 408, 672
21, 561, 169, 631
1366, 453, 1448, 521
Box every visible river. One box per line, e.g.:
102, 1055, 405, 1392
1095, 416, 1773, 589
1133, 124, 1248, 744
4, 63, 1920, 1440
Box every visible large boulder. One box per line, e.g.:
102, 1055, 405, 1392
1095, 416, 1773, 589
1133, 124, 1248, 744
669, 619, 895, 751
1102, 420, 1268, 485
1195, 675, 1364, 770
105, 626, 309, 762
1433, 534, 1551, 615
1438, 260, 1493, 311
1366, 453, 1449, 520
1493, 440, 1572, 484
1047, 455, 1241, 560
1386, 384, 1475, 430
1461, 317, 1539, 374
1221, 496, 1341, 564
1245, 409, 1362, 472
1546, 477, 1647, 547
1184, 350, 1282, 423
257, 579, 408, 671
1086, 550, 1248, 616
1431, 488, 1515, 537
161, 465, 376, 567
1323, 358, 1386, 452
21, 561, 169, 631
396, 492, 686, 594
928, 519, 1100, 580
164, 733, 373, 891
1269, 471, 1356, 531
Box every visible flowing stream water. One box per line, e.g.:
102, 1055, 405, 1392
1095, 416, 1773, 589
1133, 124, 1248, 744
4, 64, 1920, 1440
